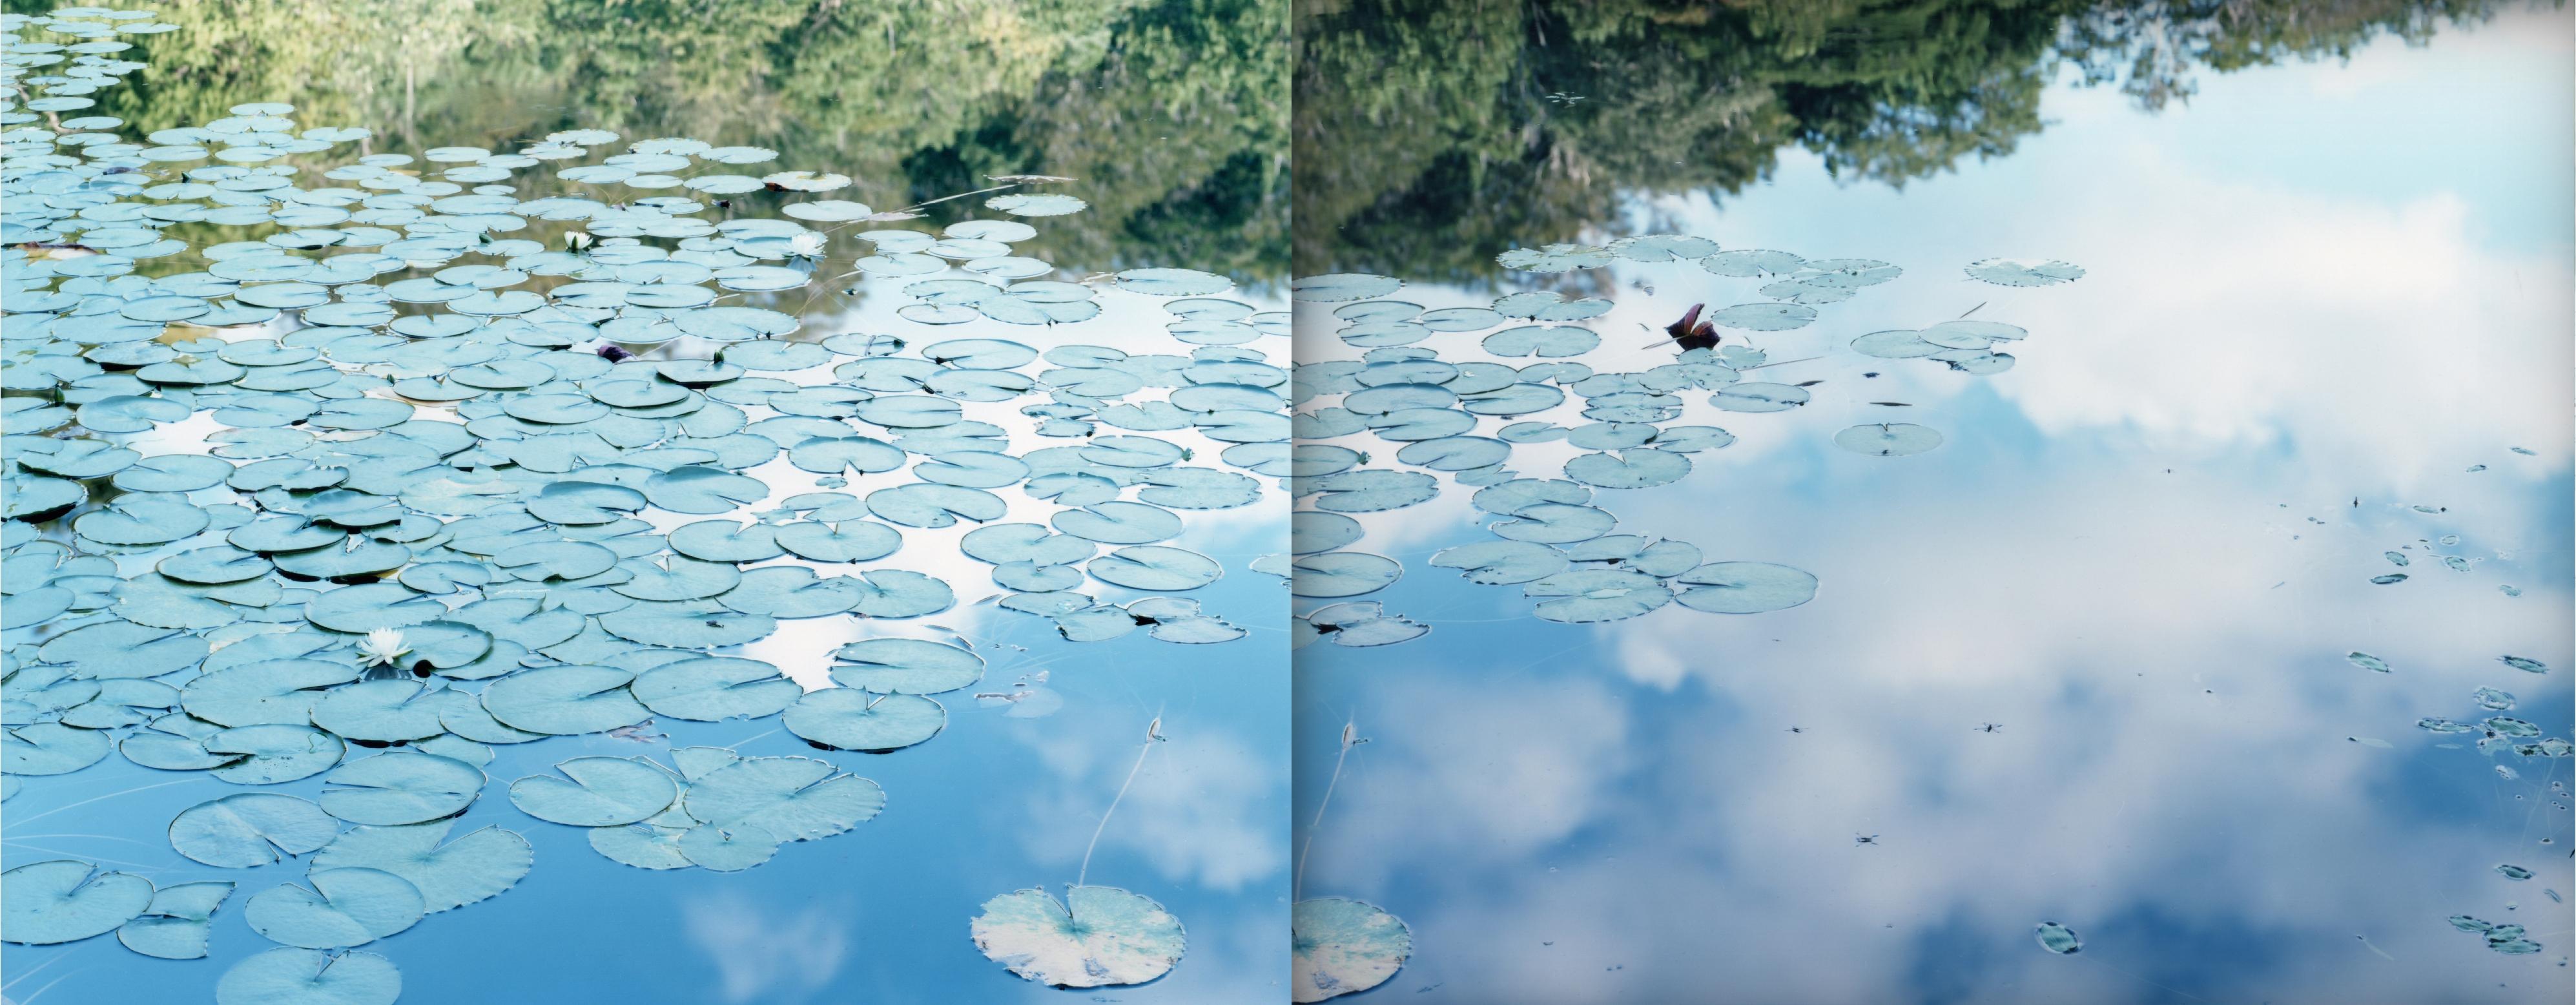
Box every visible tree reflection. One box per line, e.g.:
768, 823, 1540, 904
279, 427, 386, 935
47, 0, 1288, 282
1292, 0, 2526, 284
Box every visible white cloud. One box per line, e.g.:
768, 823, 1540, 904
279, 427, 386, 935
682, 891, 850, 1004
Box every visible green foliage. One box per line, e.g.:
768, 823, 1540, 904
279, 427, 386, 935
1290, 0, 2525, 283
11, 0, 1287, 281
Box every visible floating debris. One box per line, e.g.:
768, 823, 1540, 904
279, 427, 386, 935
2034, 921, 2083, 955
1964, 258, 2085, 287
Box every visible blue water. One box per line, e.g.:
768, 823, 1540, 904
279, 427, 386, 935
1293, 9, 2575, 1003
5, 3, 2571, 1004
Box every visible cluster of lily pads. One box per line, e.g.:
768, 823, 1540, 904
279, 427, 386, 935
0, 4, 1319, 998
2450, 913, 2547, 956
2415, 679, 2573, 760
1278, 238, 2077, 648
2370, 530, 2486, 587
1274, 218, 2083, 994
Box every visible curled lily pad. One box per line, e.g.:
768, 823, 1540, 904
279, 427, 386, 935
1293, 898, 1412, 1002
972, 886, 1186, 988
2034, 921, 2083, 954
1833, 423, 1943, 457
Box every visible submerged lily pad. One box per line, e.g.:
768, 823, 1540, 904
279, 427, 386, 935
1834, 423, 1942, 457
1292, 898, 1412, 1002
1674, 561, 1819, 614
1966, 258, 2085, 286
973, 886, 1187, 988
986, 193, 1087, 216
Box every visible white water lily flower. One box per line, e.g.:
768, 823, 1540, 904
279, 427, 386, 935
787, 231, 827, 258
357, 628, 412, 668
563, 230, 593, 251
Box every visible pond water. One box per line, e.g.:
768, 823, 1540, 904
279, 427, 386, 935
1290, 2, 2575, 1003
1, 1, 2570, 1004
3, 2, 1288, 1004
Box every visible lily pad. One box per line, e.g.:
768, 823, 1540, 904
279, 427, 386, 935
1674, 561, 1819, 614
215, 948, 401, 1005
311, 820, 531, 913
1292, 898, 1412, 1002
783, 690, 947, 752
319, 752, 484, 825
828, 638, 984, 694
243, 867, 422, 948
169, 793, 340, 867
681, 755, 885, 841
1, 860, 154, 945
972, 886, 1187, 988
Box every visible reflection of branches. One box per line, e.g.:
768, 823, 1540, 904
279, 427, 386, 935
2059, 0, 2523, 111
1293, 0, 2534, 284
74, 0, 1288, 284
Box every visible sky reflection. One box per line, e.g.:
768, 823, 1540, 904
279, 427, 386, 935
1294, 10, 2575, 1003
